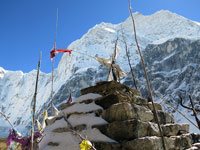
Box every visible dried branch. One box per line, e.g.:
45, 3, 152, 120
179, 95, 200, 130
179, 96, 193, 110
189, 95, 200, 129
128, 0, 166, 149
180, 95, 200, 112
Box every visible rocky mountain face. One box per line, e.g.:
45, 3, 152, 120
39, 81, 200, 150
123, 38, 200, 132
0, 10, 200, 137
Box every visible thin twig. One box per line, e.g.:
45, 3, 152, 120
128, 0, 166, 149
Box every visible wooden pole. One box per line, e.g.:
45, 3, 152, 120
51, 8, 58, 114
51, 58, 54, 114
128, 1, 166, 149
31, 52, 42, 150
107, 35, 119, 81
0, 111, 14, 129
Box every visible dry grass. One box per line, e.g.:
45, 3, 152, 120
0, 138, 21, 150
0, 138, 7, 150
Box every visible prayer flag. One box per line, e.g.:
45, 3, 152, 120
67, 91, 72, 104
50, 48, 72, 60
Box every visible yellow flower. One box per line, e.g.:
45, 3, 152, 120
80, 139, 92, 150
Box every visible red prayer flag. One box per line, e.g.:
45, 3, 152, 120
67, 91, 72, 104
50, 48, 56, 60
50, 48, 72, 60
55, 49, 72, 56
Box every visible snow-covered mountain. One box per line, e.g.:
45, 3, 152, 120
0, 10, 200, 137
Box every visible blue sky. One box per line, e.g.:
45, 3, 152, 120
0, 0, 199, 73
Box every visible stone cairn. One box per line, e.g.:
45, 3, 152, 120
43, 81, 200, 150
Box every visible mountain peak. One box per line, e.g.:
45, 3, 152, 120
0, 67, 6, 79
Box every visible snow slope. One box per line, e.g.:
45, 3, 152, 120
1, 10, 200, 137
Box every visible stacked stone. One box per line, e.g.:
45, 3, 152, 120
80, 81, 200, 150
42, 81, 200, 150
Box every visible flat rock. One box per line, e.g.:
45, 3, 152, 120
81, 81, 141, 96
162, 123, 189, 136
147, 102, 162, 111
95, 90, 147, 109
47, 142, 59, 146
93, 142, 121, 150
123, 134, 194, 150
94, 119, 159, 141
152, 110, 174, 124
101, 102, 153, 122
